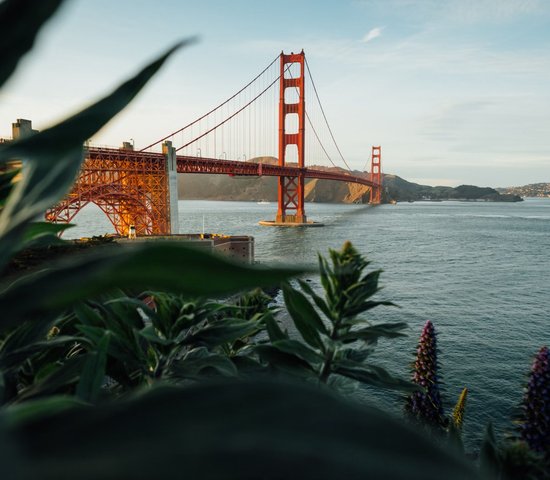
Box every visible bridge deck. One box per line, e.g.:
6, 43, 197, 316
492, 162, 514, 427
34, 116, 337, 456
86, 147, 377, 188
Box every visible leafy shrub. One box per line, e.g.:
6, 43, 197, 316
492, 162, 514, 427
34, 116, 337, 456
255, 241, 414, 393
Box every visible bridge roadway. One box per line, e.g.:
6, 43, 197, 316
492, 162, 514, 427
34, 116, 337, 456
86, 147, 377, 188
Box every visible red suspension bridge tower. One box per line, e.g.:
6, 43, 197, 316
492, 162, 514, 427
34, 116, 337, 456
370, 146, 382, 204
276, 51, 307, 225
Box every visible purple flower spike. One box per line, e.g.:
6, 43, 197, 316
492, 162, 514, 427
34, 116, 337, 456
520, 346, 550, 456
405, 320, 445, 428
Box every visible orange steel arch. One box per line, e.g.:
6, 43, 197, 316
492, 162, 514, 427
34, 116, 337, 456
46, 147, 171, 236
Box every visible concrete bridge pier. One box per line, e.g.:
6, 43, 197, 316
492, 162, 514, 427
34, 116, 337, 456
163, 141, 180, 234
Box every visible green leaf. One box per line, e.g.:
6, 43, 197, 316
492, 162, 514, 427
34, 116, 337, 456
0, 39, 194, 271
73, 303, 104, 327
0, 335, 81, 371
264, 313, 289, 342
255, 345, 316, 378
350, 269, 382, 301
170, 347, 238, 379
298, 279, 333, 320
0, 0, 64, 88
19, 222, 73, 250
76, 332, 111, 403
15, 356, 86, 403
334, 361, 417, 392
318, 254, 337, 307
271, 340, 323, 366
343, 300, 396, 318
339, 322, 408, 344
282, 282, 326, 350
0, 317, 56, 359
186, 319, 262, 347
0, 168, 20, 208
479, 423, 502, 479
4, 380, 480, 479
4, 395, 85, 426
0, 243, 303, 329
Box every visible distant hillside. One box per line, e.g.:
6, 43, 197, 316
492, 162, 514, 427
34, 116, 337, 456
178, 160, 522, 203
496, 182, 550, 198
383, 175, 523, 202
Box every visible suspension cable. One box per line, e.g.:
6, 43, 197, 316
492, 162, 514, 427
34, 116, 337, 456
304, 57, 352, 171
175, 72, 280, 152
140, 54, 280, 151
285, 64, 338, 169
305, 112, 339, 169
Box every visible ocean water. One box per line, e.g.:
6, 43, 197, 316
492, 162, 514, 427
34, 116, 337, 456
66, 198, 550, 450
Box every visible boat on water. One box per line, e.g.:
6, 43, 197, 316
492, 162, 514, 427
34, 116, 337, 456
257, 200, 270, 205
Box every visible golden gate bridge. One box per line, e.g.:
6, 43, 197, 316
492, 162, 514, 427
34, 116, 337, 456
45, 51, 382, 235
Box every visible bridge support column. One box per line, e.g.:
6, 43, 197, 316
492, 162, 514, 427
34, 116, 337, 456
163, 141, 180, 234
260, 50, 322, 227
277, 51, 307, 224
369, 146, 382, 204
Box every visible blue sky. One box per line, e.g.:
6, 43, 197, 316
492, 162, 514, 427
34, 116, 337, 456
1, 0, 549, 187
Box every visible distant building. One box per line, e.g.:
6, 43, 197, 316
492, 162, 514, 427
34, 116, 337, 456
12, 119, 38, 139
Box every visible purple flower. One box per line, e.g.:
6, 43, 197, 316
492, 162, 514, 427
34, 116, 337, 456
520, 346, 550, 456
405, 320, 446, 428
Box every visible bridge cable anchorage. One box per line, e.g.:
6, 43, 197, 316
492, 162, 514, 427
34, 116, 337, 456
175, 70, 281, 152
304, 57, 353, 172
139, 54, 280, 152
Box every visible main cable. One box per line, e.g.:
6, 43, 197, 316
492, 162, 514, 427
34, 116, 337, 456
140, 54, 280, 151
175, 72, 280, 152
304, 57, 352, 171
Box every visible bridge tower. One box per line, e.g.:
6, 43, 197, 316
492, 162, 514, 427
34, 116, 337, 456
276, 50, 307, 224
369, 145, 382, 204
163, 140, 180, 234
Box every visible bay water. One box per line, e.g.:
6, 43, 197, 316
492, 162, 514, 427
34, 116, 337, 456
67, 198, 550, 450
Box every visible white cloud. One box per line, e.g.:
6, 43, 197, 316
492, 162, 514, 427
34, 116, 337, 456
362, 27, 383, 43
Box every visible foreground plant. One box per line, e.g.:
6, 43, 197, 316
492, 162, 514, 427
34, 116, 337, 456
0, 0, 300, 406
405, 320, 446, 429
256, 241, 413, 393
520, 346, 550, 458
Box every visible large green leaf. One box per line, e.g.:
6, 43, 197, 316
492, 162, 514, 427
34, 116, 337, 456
185, 318, 262, 347
334, 361, 417, 392
0, 243, 302, 329
264, 313, 289, 342
479, 423, 501, 479
14, 356, 86, 403
19, 222, 73, 250
255, 345, 316, 378
3, 380, 479, 479
339, 322, 408, 344
0, 0, 64, 88
0, 168, 20, 208
298, 279, 333, 320
170, 347, 238, 379
75, 332, 110, 403
270, 339, 323, 366
0, 335, 81, 371
282, 282, 326, 350
0, 39, 193, 271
